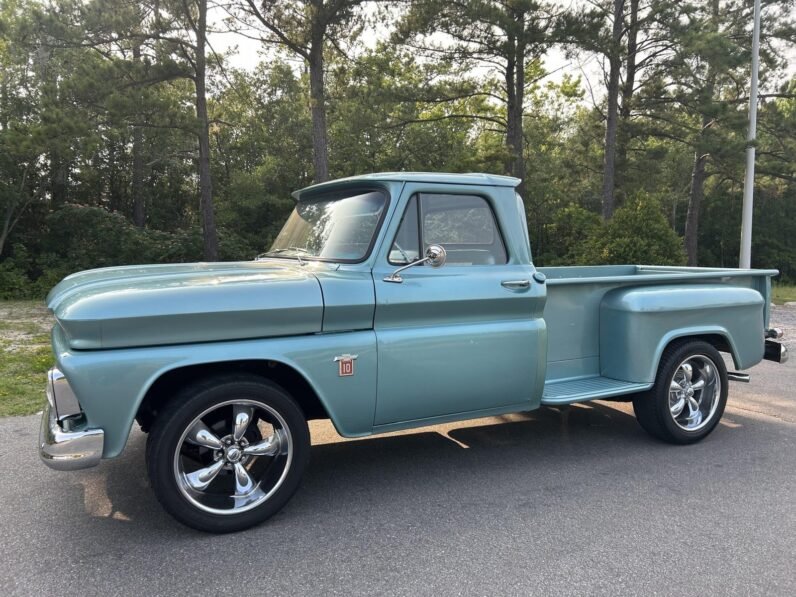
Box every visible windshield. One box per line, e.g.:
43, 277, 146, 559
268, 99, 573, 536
264, 189, 388, 262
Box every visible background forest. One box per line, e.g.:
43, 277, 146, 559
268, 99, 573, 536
1, 0, 796, 299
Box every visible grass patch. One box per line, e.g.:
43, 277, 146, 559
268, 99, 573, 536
0, 342, 52, 416
0, 300, 53, 416
772, 284, 796, 305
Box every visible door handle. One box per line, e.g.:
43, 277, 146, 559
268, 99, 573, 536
501, 279, 531, 290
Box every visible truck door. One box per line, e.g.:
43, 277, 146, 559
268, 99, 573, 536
371, 185, 547, 426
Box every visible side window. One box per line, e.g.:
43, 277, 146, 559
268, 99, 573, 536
388, 195, 420, 265
420, 193, 507, 265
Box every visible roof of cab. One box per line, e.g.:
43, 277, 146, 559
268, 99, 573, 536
293, 172, 521, 200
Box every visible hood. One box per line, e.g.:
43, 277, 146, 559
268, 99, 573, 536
48, 261, 324, 350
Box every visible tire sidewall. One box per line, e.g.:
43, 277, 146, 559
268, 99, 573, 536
655, 342, 729, 443
147, 376, 310, 533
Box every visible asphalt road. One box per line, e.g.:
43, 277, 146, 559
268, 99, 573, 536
1, 314, 795, 596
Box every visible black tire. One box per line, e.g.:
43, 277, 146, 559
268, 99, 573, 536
633, 340, 728, 444
146, 374, 310, 533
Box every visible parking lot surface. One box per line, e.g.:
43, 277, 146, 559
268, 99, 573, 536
1, 309, 794, 596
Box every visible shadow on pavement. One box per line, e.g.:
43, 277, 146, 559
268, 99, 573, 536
63, 398, 750, 536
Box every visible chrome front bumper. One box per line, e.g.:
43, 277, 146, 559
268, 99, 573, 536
39, 368, 104, 471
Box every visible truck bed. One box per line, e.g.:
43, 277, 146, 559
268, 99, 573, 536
536, 265, 778, 405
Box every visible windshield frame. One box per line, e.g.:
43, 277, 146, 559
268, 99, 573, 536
264, 186, 391, 265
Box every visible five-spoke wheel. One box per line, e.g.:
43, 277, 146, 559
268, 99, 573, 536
634, 340, 729, 444
174, 400, 292, 515
667, 356, 721, 432
147, 376, 310, 533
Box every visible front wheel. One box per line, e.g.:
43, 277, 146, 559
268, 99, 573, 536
633, 340, 728, 444
147, 375, 310, 533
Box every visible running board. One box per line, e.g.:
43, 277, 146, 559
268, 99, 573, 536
542, 376, 652, 406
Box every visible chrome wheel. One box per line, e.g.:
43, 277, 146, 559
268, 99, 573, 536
173, 399, 292, 515
668, 355, 721, 431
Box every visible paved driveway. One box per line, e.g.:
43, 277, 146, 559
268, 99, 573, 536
1, 312, 794, 596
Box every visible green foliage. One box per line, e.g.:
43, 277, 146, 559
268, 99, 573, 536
0, 206, 258, 298
576, 195, 687, 266
1, 0, 796, 300
0, 261, 33, 299
539, 204, 602, 266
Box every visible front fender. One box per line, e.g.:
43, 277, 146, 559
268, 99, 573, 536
53, 326, 378, 458
600, 284, 765, 383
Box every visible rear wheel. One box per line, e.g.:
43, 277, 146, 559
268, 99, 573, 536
147, 375, 310, 533
633, 340, 728, 444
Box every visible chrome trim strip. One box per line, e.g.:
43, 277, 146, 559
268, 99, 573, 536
727, 372, 751, 382
39, 401, 104, 471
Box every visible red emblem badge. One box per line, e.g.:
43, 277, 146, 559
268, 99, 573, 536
334, 354, 358, 377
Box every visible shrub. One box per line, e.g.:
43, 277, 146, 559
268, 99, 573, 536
0, 261, 35, 299
576, 194, 686, 265
539, 204, 602, 265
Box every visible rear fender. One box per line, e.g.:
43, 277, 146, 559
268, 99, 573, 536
600, 285, 765, 383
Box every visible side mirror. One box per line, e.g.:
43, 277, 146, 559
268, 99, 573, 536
425, 244, 447, 268
384, 244, 447, 283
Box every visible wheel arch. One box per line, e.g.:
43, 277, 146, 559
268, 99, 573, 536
136, 360, 332, 434
653, 328, 740, 376
634, 327, 743, 386
602, 324, 752, 385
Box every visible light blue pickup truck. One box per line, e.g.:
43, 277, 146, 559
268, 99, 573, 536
39, 172, 787, 532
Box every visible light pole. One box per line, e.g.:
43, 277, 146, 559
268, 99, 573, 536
739, 0, 761, 269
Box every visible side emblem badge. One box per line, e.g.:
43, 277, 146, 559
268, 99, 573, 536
334, 354, 358, 377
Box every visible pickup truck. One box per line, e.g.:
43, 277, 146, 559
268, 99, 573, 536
39, 172, 787, 533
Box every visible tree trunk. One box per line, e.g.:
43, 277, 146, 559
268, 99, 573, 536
108, 140, 122, 212
685, 142, 707, 266
505, 45, 517, 173
131, 125, 145, 227
615, 0, 638, 192
601, 0, 624, 220
0, 75, 9, 256
0, 202, 14, 258
504, 32, 526, 197
512, 37, 526, 198
308, 41, 330, 183
49, 151, 68, 209
0, 72, 8, 130
0, 165, 33, 257
195, 0, 219, 261
683, 0, 719, 266
131, 44, 145, 228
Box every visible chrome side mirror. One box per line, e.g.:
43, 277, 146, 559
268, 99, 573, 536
425, 244, 446, 268
384, 244, 447, 283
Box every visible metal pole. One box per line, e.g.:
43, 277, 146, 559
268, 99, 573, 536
739, 0, 761, 268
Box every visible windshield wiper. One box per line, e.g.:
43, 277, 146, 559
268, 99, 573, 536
256, 247, 312, 265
